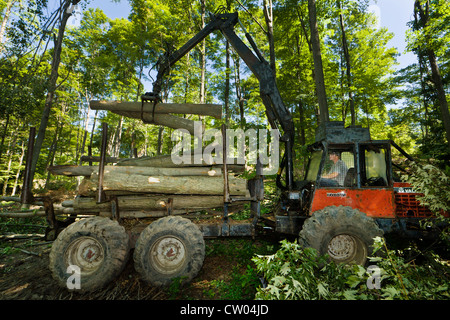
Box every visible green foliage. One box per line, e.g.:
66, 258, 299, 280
0, 215, 47, 257
253, 240, 339, 299
402, 0, 450, 160
402, 161, 450, 216
0, 214, 47, 235
176, 238, 277, 300
0, 0, 447, 202
401, 161, 450, 245
406, 0, 450, 57
252, 237, 450, 300
1, 1, 449, 302
206, 264, 261, 300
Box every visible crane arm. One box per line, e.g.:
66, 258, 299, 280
143, 12, 294, 189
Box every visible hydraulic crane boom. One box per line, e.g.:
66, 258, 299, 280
143, 11, 295, 190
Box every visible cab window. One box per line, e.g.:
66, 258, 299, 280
306, 150, 323, 182
317, 146, 355, 188
361, 145, 389, 187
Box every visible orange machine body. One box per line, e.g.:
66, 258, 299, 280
310, 182, 444, 219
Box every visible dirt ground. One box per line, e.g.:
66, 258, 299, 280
0, 190, 273, 301
0, 235, 258, 300
0, 242, 158, 300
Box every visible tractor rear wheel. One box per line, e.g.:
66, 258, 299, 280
49, 217, 130, 292
299, 206, 383, 265
133, 216, 205, 287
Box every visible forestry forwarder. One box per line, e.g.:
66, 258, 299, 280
142, 10, 447, 262
23, 10, 446, 291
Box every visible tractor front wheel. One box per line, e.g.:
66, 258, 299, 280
299, 206, 383, 265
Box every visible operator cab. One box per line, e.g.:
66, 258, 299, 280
307, 121, 392, 186
306, 141, 393, 189
280, 122, 394, 218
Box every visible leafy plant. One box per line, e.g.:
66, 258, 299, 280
166, 276, 188, 299
252, 239, 349, 300
215, 264, 261, 300
402, 161, 450, 215
401, 161, 450, 243
252, 237, 450, 300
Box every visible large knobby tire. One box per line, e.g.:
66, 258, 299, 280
49, 217, 130, 292
299, 206, 383, 265
133, 216, 205, 287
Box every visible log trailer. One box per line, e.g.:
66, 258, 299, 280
11, 11, 447, 292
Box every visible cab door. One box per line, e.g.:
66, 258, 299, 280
310, 142, 396, 218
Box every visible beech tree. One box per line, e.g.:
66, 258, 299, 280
0, 0, 447, 195
410, 0, 450, 149
29, 0, 81, 189
307, 0, 329, 124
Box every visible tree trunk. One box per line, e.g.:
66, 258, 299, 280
112, 116, 123, 158
337, 0, 355, 125
115, 154, 244, 171
79, 91, 92, 165
0, 113, 9, 163
2, 134, 17, 196
427, 50, 450, 148
296, 6, 321, 120
11, 140, 25, 196
418, 55, 430, 140
297, 100, 306, 146
79, 155, 118, 164
294, 32, 306, 146
184, 51, 191, 103
233, 55, 245, 127
48, 165, 224, 177
0, 0, 15, 48
79, 173, 247, 196
415, 0, 450, 148
89, 101, 222, 119
199, 0, 206, 104
29, 0, 80, 188
156, 126, 163, 155
263, 0, 276, 76
106, 110, 201, 136
225, 40, 230, 125
70, 194, 226, 214
44, 121, 62, 188
308, 0, 329, 124
223, 0, 232, 124
89, 109, 98, 153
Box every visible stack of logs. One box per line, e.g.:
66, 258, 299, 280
51, 156, 247, 218
49, 100, 249, 218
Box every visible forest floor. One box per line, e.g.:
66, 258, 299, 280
0, 194, 279, 302
0, 189, 280, 301
0, 234, 278, 300
1, 193, 448, 302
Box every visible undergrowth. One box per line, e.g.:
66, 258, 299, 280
253, 237, 450, 300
